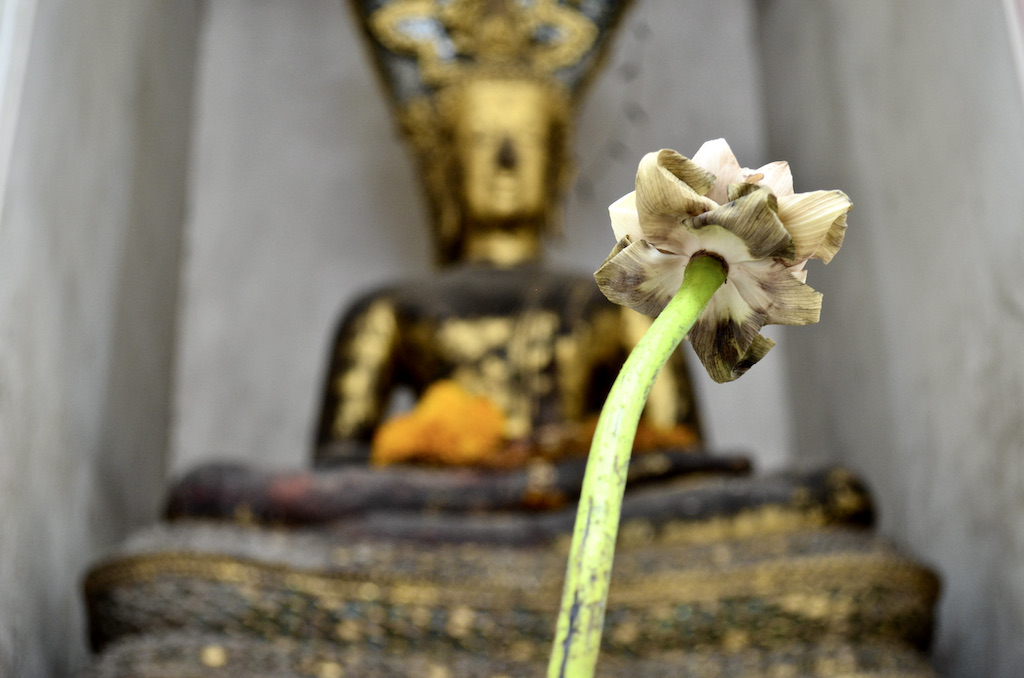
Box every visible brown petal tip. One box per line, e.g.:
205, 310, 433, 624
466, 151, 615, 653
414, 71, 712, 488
657, 149, 716, 197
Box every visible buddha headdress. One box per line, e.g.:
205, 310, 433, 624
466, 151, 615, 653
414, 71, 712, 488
348, 0, 634, 263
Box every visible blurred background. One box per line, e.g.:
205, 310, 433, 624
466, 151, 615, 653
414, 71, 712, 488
0, 0, 1021, 676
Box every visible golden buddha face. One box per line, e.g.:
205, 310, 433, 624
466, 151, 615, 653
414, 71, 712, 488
453, 79, 553, 222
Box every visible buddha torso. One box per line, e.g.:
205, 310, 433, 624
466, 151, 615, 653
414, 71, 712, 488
315, 263, 701, 465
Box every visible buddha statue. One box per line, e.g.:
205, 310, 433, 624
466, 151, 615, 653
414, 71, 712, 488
313, 2, 703, 469
313, 72, 703, 468
82, 2, 942, 677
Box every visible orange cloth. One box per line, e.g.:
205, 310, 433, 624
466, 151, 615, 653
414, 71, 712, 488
371, 380, 698, 467
371, 381, 506, 466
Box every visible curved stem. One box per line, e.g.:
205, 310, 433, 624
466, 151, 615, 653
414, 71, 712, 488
546, 254, 728, 678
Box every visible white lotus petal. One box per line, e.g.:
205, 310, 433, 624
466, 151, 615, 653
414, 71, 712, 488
691, 138, 742, 204
754, 161, 793, 197
634, 151, 717, 250
731, 259, 822, 326
688, 282, 775, 383
686, 188, 793, 261
594, 238, 687, 317
656, 148, 716, 196
777, 190, 852, 264
816, 211, 848, 264
609, 192, 642, 241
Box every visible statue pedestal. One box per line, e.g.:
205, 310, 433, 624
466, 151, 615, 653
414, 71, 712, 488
84, 466, 941, 678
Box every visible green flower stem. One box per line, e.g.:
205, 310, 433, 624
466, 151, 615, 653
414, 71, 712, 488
547, 253, 728, 678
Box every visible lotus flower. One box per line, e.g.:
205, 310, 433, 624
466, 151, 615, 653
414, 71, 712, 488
595, 139, 851, 382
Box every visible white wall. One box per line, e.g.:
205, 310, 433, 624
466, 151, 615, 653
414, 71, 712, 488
171, 0, 796, 475
759, 1, 1024, 676
0, 1, 198, 675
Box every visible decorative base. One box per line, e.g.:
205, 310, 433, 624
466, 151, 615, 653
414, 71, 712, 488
90, 633, 938, 678
84, 468, 940, 677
